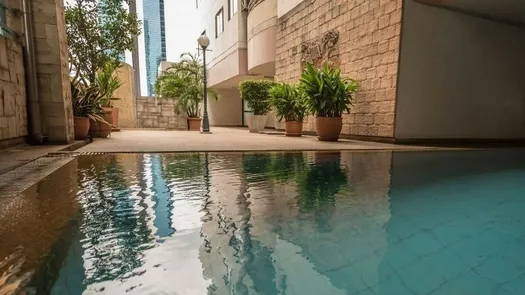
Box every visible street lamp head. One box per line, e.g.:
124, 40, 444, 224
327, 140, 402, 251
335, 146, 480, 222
198, 35, 210, 49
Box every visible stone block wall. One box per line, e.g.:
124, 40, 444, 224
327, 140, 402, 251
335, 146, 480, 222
0, 37, 27, 145
275, 0, 402, 138
136, 97, 188, 129
112, 63, 136, 128
32, 0, 74, 143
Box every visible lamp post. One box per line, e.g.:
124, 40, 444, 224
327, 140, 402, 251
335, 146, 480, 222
198, 34, 211, 133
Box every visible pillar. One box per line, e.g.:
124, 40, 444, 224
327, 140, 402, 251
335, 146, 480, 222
31, 0, 74, 143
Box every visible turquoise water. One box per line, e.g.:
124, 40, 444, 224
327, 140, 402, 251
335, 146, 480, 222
1, 150, 525, 295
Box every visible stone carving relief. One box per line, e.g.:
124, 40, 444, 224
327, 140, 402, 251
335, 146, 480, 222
300, 29, 340, 66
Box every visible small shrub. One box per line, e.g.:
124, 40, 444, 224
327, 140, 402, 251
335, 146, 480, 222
269, 83, 308, 122
239, 80, 276, 115
300, 63, 359, 117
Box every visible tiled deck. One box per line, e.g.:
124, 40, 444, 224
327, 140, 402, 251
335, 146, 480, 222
76, 128, 442, 153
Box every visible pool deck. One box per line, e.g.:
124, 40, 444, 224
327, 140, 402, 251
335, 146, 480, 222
0, 141, 86, 176
75, 128, 441, 153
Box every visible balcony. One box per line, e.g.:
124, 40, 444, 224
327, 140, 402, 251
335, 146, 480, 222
247, 0, 277, 77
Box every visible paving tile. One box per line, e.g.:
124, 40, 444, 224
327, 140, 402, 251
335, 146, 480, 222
499, 276, 525, 295
371, 273, 416, 295
473, 255, 524, 284
401, 230, 444, 257
383, 242, 421, 270
430, 272, 500, 295
396, 257, 448, 295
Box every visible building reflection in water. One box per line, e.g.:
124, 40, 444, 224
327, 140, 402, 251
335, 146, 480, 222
198, 151, 393, 295
2, 151, 396, 294
0, 159, 79, 295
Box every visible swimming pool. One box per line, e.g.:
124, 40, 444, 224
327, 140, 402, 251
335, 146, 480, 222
1, 150, 525, 294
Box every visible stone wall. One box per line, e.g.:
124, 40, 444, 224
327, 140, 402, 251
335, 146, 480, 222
275, 0, 402, 138
112, 63, 136, 128
32, 0, 75, 143
136, 97, 187, 129
0, 37, 27, 146
0, 0, 27, 147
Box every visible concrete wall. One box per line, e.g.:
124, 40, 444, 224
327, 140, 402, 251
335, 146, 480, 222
247, 0, 277, 76
198, 0, 248, 87
395, 0, 525, 139
112, 63, 136, 128
0, 37, 27, 147
136, 97, 187, 129
275, 0, 403, 138
209, 89, 242, 126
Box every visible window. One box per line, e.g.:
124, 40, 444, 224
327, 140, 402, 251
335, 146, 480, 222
215, 8, 224, 38
228, 0, 238, 20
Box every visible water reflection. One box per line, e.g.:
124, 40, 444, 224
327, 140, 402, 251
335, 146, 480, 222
1, 150, 524, 294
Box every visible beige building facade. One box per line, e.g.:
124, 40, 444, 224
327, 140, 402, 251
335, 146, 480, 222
199, 0, 525, 143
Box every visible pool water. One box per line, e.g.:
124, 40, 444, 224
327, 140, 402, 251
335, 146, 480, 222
1, 150, 525, 295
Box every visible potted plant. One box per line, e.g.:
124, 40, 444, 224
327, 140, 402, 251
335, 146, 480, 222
239, 80, 276, 133
71, 78, 106, 140
155, 53, 218, 131
300, 63, 359, 141
269, 83, 308, 137
96, 64, 122, 133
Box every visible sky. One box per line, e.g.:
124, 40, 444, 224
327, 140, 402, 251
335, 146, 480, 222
125, 0, 200, 96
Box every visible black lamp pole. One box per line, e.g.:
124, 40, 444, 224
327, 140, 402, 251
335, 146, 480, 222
201, 45, 210, 133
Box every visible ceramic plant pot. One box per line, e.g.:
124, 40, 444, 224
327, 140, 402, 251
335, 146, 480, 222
316, 117, 342, 142
284, 121, 303, 137
89, 107, 113, 138
247, 115, 268, 133
111, 107, 120, 131
73, 116, 90, 140
188, 117, 202, 131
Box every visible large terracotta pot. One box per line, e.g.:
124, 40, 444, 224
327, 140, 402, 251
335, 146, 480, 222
73, 116, 90, 140
111, 107, 119, 131
316, 117, 342, 142
247, 115, 268, 133
285, 121, 303, 137
188, 117, 202, 131
89, 107, 113, 138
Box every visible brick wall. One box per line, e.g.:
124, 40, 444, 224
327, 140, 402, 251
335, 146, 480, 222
136, 97, 188, 129
0, 37, 27, 145
275, 0, 402, 138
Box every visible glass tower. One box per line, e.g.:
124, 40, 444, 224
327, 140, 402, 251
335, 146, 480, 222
143, 0, 167, 96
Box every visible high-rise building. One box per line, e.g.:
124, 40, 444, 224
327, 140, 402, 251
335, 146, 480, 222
143, 0, 167, 96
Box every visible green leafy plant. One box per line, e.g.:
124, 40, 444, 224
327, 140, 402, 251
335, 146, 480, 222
300, 63, 359, 117
239, 80, 276, 115
66, 0, 141, 83
296, 155, 348, 211
155, 53, 218, 118
268, 83, 308, 122
96, 63, 122, 107
71, 77, 105, 122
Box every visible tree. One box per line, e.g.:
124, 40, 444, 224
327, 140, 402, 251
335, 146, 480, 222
65, 0, 141, 83
155, 53, 218, 118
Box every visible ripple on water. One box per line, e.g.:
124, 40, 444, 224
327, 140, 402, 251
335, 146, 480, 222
2, 151, 525, 295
